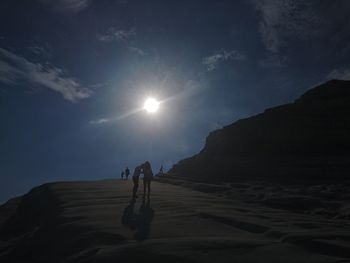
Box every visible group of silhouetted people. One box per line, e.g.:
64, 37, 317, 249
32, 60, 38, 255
120, 166, 130, 180
120, 161, 161, 241
121, 161, 154, 199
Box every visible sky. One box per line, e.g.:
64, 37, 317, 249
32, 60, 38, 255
1, 0, 350, 203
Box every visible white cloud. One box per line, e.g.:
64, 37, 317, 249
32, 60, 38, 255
328, 68, 350, 81
252, 0, 324, 53
0, 48, 92, 102
202, 50, 246, 71
97, 27, 136, 43
128, 47, 147, 56
38, 0, 92, 12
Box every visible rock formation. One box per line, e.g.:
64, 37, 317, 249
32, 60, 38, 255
170, 80, 350, 182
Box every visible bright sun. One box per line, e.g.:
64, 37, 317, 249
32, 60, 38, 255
144, 97, 160, 113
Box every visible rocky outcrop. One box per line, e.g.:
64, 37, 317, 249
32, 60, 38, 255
170, 80, 350, 182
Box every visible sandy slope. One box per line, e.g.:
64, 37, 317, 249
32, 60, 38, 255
1, 179, 350, 263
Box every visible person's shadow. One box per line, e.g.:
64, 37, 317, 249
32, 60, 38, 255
121, 198, 154, 241
121, 198, 137, 230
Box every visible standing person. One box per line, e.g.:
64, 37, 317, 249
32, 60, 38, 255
132, 165, 141, 198
121, 171, 124, 180
125, 167, 130, 180
159, 165, 164, 176
142, 161, 153, 198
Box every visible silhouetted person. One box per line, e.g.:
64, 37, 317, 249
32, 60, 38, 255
125, 166, 130, 180
135, 198, 154, 241
142, 161, 153, 198
121, 171, 124, 180
159, 165, 164, 176
132, 165, 141, 198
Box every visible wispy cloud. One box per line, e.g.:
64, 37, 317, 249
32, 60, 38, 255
97, 27, 136, 43
202, 50, 246, 71
0, 48, 92, 102
89, 118, 111, 125
38, 0, 92, 12
128, 46, 147, 56
28, 45, 52, 58
90, 108, 142, 125
252, 0, 324, 53
328, 68, 350, 81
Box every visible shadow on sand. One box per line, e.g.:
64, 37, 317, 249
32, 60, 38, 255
122, 198, 154, 241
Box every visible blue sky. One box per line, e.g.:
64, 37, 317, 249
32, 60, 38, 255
1, 0, 350, 203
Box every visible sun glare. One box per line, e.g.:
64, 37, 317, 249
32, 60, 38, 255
144, 97, 160, 113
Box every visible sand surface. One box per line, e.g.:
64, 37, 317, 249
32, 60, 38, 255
1, 179, 350, 263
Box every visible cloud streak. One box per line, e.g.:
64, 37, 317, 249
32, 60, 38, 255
90, 108, 143, 125
38, 0, 92, 12
202, 50, 246, 71
128, 47, 147, 56
28, 45, 52, 58
252, 0, 324, 53
328, 68, 350, 81
0, 48, 92, 102
97, 27, 136, 43
89, 118, 111, 125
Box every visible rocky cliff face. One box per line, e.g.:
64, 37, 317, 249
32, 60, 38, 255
170, 79, 350, 182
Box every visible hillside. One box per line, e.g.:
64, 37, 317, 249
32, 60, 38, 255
170, 79, 350, 182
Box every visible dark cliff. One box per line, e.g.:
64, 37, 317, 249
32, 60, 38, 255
169, 79, 350, 182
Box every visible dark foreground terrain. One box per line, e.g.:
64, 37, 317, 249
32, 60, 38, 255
1, 179, 350, 263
